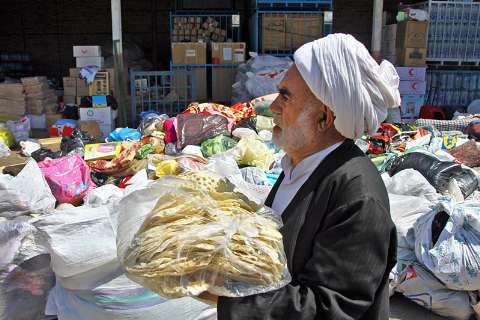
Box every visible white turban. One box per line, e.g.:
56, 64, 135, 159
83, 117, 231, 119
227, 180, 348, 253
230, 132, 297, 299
294, 34, 401, 139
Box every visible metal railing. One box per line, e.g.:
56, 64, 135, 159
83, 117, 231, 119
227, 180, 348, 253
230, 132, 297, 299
130, 70, 195, 123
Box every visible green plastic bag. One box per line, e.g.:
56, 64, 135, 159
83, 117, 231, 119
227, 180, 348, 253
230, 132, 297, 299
200, 135, 237, 158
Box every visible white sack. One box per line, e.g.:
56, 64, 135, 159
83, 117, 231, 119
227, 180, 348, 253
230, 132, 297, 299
397, 263, 473, 320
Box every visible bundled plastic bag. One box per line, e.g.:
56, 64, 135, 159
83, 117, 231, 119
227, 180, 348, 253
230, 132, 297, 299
449, 139, 480, 168
38, 154, 95, 205
87, 142, 143, 177
415, 200, 480, 291
230, 135, 275, 170
46, 275, 216, 320
6, 117, 30, 143
83, 184, 125, 208
0, 159, 56, 219
0, 140, 9, 158
117, 174, 291, 299
0, 254, 55, 320
241, 167, 270, 186
107, 128, 142, 142
176, 114, 229, 149
138, 114, 169, 136
0, 126, 14, 148
388, 152, 478, 199
61, 129, 95, 157
201, 135, 237, 158
396, 263, 474, 320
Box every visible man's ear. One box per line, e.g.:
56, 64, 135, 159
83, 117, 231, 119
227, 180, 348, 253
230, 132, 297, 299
318, 106, 335, 131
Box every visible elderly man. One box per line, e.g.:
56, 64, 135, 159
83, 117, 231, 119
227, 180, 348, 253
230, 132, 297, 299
209, 34, 399, 319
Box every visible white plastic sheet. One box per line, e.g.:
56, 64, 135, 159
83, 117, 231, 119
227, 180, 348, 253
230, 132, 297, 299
0, 159, 56, 219
0, 140, 9, 158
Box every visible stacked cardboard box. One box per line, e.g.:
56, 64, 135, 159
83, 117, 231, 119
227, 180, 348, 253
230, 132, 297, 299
260, 13, 324, 52
21, 77, 57, 115
381, 24, 397, 64
396, 21, 428, 67
0, 84, 26, 118
64, 68, 114, 105
211, 42, 246, 102
74, 46, 104, 68
172, 43, 208, 101
171, 16, 229, 43
397, 67, 427, 121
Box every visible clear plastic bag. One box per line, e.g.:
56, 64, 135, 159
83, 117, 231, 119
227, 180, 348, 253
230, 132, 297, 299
230, 136, 275, 170
0, 140, 9, 158
117, 174, 291, 299
0, 159, 56, 219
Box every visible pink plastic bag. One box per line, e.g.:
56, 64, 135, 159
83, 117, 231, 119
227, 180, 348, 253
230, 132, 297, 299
38, 154, 95, 204
163, 118, 178, 144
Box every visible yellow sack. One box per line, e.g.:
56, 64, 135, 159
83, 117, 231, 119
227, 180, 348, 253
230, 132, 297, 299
0, 127, 15, 148
155, 160, 180, 177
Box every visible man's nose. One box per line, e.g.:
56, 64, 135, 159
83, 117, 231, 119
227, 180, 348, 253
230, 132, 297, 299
269, 97, 281, 114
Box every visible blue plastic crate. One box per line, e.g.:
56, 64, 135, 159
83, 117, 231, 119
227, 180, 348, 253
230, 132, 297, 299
426, 69, 480, 108
130, 70, 195, 122
250, 10, 332, 56
416, 1, 480, 64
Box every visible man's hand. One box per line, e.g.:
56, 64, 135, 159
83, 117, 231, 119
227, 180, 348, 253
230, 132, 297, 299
197, 291, 219, 306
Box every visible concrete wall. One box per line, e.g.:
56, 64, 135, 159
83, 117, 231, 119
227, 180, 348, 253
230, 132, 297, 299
0, 0, 373, 80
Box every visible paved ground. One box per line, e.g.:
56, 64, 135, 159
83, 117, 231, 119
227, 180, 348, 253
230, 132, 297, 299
390, 294, 447, 320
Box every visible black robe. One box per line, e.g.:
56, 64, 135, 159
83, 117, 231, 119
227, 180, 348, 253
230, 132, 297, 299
218, 139, 397, 320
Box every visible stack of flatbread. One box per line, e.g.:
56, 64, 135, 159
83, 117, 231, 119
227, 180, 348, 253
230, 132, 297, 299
123, 171, 289, 298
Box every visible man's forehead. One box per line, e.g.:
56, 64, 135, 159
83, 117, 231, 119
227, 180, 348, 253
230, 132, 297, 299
278, 64, 310, 95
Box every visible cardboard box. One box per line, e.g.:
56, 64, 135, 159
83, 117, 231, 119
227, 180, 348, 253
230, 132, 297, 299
63, 86, 76, 97
76, 78, 90, 96
396, 47, 427, 67
212, 67, 236, 103
399, 80, 427, 95
212, 43, 246, 64
395, 67, 427, 82
89, 72, 110, 96
26, 113, 46, 129
63, 95, 76, 105
24, 83, 50, 95
92, 95, 108, 108
76, 56, 104, 68
172, 43, 207, 64
400, 95, 425, 120
69, 68, 81, 78
79, 107, 114, 139
73, 45, 102, 57
38, 137, 62, 152
382, 24, 397, 41
261, 13, 324, 51
63, 77, 77, 88
78, 121, 102, 140
172, 67, 208, 101
396, 21, 428, 49
21, 77, 48, 86
382, 40, 396, 56
46, 113, 63, 128
0, 84, 24, 99
84, 142, 121, 161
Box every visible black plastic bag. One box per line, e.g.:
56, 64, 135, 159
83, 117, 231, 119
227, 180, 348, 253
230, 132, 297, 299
235, 116, 257, 133
31, 148, 61, 162
388, 152, 478, 198
60, 129, 95, 157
